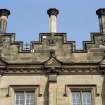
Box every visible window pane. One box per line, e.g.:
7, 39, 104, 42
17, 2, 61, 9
16, 92, 24, 105
82, 92, 92, 105
25, 92, 35, 105
16, 91, 35, 105
72, 92, 81, 105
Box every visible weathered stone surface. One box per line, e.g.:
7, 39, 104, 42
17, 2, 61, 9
0, 8, 105, 105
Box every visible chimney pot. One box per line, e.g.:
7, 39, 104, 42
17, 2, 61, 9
47, 8, 59, 17
0, 9, 10, 33
96, 8, 105, 16
0, 9, 10, 17
96, 8, 105, 33
47, 8, 59, 33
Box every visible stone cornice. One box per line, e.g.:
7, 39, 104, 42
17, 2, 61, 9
0, 62, 103, 75
0, 54, 104, 75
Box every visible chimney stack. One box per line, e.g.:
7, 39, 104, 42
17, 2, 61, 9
0, 9, 10, 33
96, 8, 105, 33
47, 8, 59, 33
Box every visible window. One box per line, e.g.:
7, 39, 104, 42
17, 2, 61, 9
48, 39, 55, 45
72, 90, 92, 105
15, 91, 35, 105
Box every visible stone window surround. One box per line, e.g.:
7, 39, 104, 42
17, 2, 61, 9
64, 85, 98, 105
6, 85, 42, 105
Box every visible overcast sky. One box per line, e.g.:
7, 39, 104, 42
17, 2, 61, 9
0, 0, 105, 49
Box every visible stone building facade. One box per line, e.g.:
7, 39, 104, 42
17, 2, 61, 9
0, 8, 105, 105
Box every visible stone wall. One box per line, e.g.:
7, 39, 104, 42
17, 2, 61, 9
0, 75, 104, 105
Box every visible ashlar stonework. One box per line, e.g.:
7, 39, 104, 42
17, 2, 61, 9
0, 8, 105, 105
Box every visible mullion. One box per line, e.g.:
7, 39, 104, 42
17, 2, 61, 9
24, 91, 26, 105
80, 91, 82, 105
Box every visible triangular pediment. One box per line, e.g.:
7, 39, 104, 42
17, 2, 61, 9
44, 50, 62, 68
44, 57, 62, 68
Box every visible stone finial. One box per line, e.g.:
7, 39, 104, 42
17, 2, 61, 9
47, 8, 59, 17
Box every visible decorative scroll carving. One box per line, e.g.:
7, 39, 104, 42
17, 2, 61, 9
44, 50, 61, 68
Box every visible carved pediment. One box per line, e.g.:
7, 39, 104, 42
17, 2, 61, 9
44, 57, 61, 68
44, 50, 62, 68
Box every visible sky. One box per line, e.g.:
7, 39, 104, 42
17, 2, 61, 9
0, 0, 105, 49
